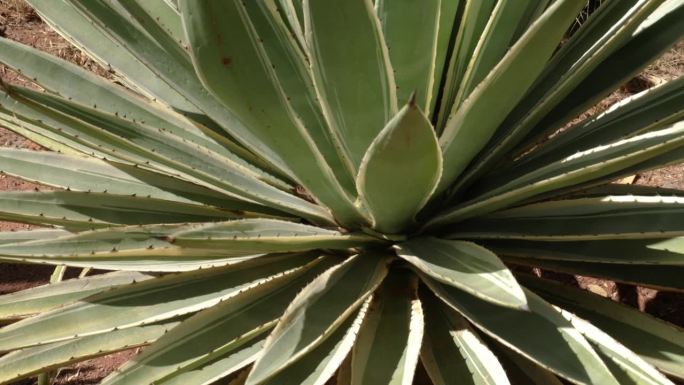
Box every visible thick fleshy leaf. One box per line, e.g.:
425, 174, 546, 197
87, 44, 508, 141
430, 121, 684, 226
0, 148, 269, 212
0, 253, 316, 352
496, 346, 563, 385
0, 230, 70, 245
485, 237, 684, 265
179, 0, 363, 226
101, 256, 338, 385
436, 0, 585, 194
434, 0, 497, 130
304, 0, 397, 172
449, 194, 684, 240
259, 299, 371, 385
505, 257, 684, 292
0, 191, 240, 230
351, 272, 423, 385
517, 2, 684, 152
26, 0, 198, 112
520, 276, 684, 379
420, 290, 510, 385
0, 271, 151, 320
157, 338, 264, 385
0, 320, 179, 385
357, 102, 441, 233
459, 0, 667, 185
428, 0, 461, 117
170, 219, 379, 252
506, 75, 684, 179
396, 237, 526, 308
425, 280, 619, 385
246, 253, 390, 384
376, 0, 440, 110
243, 0, 356, 193
0, 224, 267, 271
558, 310, 675, 385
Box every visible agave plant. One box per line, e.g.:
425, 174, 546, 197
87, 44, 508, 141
0, 0, 682, 384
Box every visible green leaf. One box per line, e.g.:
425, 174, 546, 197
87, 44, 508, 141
259, 299, 370, 385
0, 224, 273, 271
496, 346, 563, 385
485, 237, 684, 266
521, 275, 684, 379
351, 271, 423, 385
243, 1, 356, 193
376, 0, 440, 110
170, 219, 380, 252
558, 310, 675, 385
0, 148, 267, 212
0, 253, 317, 352
516, 2, 684, 153
0, 271, 151, 320
304, 0, 397, 172
179, 0, 363, 226
396, 237, 526, 308
0, 191, 241, 230
425, 280, 618, 385
436, 0, 586, 194
428, 0, 461, 118
26, 0, 198, 112
434, 0, 497, 131
156, 338, 265, 385
430, 121, 684, 226
0, 229, 70, 245
505, 257, 684, 292
449, 193, 684, 240
357, 102, 442, 233
460, 0, 666, 185
102, 256, 338, 385
0, 320, 179, 385
246, 253, 390, 384
506, 75, 684, 179
420, 290, 510, 385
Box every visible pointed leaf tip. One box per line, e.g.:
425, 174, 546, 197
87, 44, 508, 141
357, 104, 441, 234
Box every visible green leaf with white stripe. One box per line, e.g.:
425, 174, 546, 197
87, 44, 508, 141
170, 219, 380, 252
246, 253, 390, 385
425, 280, 619, 385
26, 0, 198, 112
0, 148, 265, 211
461, 0, 666, 185
436, 0, 585, 194
434, 0, 496, 130
0, 253, 316, 352
520, 276, 684, 379
179, 0, 363, 226
357, 102, 442, 234
396, 237, 526, 308
157, 338, 265, 385
0, 191, 241, 230
505, 257, 684, 292
259, 299, 371, 385
102, 257, 337, 385
0, 320, 180, 385
304, 0, 397, 172
507, 75, 684, 179
375, 0, 440, 110
0, 271, 151, 320
559, 310, 675, 385
485, 237, 684, 265
351, 271, 423, 385
450, 194, 684, 240
430, 121, 684, 226
420, 290, 509, 385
